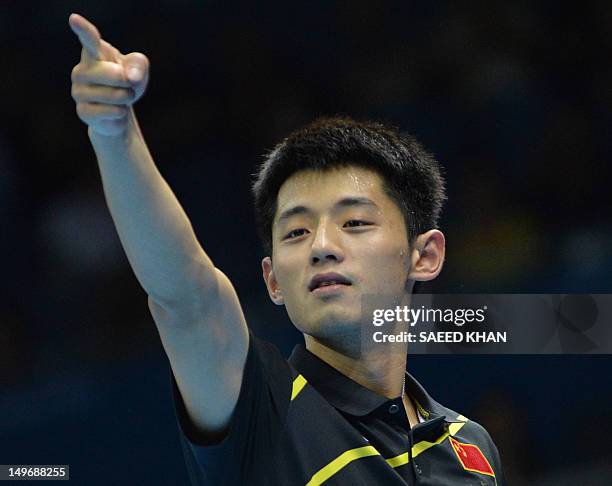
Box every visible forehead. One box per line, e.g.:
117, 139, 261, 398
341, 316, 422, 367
272, 165, 403, 228
275, 165, 388, 215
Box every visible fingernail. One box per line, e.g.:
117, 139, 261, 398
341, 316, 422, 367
127, 67, 143, 82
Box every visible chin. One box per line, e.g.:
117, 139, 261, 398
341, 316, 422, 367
304, 310, 363, 339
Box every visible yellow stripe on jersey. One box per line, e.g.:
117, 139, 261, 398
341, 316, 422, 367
386, 415, 468, 469
291, 374, 308, 401
305, 446, 381, 486
304, 414, 469, 484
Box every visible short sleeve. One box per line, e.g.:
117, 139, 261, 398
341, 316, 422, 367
466, 420, 506, 485
489, 440, 506, 485
170, 329, 293, 485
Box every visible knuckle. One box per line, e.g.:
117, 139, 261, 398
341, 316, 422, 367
104, 104, 126, 118
76, 100, 128, 123
138, 53, 150, 69
108, 63, 125, 79
71, 84, 89, 101
111, 88, 124, 102
70, 65, 80, 82
116, 88, 133, 102
75, 103, 88, 119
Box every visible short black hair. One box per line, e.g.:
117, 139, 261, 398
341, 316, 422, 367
252, 116, 446, 255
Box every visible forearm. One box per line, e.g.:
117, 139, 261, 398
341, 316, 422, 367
89, 109, 214, 305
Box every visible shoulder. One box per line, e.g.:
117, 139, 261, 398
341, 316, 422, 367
459, 416, 500, 455
247, 330, 299, 384
438, 403, 504, 482
172, 330, 298, 485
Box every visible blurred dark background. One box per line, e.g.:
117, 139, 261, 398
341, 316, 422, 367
2, 1, 611, 484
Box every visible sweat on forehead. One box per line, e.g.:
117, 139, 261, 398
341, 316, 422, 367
273, 166, 386, 224
276, 166, 378, 203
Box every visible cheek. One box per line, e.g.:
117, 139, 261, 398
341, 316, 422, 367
357, 238, 410, 290
273, 253, 302, 295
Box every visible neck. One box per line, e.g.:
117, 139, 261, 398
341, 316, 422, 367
304, 334, 408, 399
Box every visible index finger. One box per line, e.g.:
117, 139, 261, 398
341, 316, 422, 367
69, 13, 103, 61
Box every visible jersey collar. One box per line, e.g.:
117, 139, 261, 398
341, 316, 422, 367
288, 342, 447, 420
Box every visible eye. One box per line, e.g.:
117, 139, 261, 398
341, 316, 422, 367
344, 220, 372, 228
284, 228, 308, 240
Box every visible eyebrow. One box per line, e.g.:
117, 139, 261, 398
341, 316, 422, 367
275, 197, 380, 226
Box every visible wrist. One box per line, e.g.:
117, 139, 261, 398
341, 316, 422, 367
87, 109, 139, 147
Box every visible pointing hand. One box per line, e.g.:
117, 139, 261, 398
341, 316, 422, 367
69, 13, 150, 136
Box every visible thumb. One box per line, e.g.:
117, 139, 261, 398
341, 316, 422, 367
122, 52, 149, 84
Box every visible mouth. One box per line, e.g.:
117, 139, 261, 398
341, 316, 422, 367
309, 273, 352, 293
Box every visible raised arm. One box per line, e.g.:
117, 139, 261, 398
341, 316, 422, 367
69, 13, 248, 436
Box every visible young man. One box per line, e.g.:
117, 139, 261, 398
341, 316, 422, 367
69, 13, 504, 485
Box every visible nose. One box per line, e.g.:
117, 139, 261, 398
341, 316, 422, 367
310, 220, 345, 265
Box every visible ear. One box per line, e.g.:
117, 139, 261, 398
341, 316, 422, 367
262, 256, 285, 305
407, 229, 446, 282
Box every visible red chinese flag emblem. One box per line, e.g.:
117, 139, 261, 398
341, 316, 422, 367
449, 437, 495, 477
